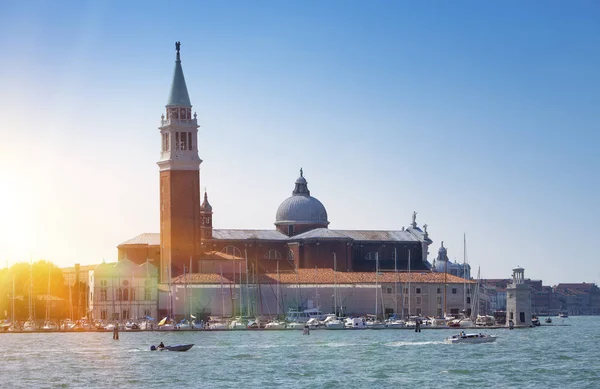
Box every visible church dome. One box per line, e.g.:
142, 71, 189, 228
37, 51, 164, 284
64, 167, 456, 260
275, 169, 329, 227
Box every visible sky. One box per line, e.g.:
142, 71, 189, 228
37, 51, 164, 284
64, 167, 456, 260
0, 1, 598, 285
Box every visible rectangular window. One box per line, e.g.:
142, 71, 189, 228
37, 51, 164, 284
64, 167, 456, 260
416, 308, 422, 315
386, 287, 392, 294
403, 287, 409, 294
166, 134, 170, 151
101, 310, 107, 320
509, 312, 514, 320
188, 132, 192, 150
123, 310, 129, 320
437, 308, 443, 317
404, 296, 409, 304
288, 225, 294, 236
466, 297, 471, 304
181, 132, 187, 150
100, 288, 107, 302
416, 288, 421, 294
467, 288, 470, 294
437, 288, 441, 294
403, 308, 409, 316
452, 288, 457, 294
437, 296, 442, 304
519, 312, 525, 323
416, 296, 422, 305
175, 132, 180, 150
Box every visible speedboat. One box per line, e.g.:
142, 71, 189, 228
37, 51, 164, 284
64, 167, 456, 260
545, 317, 552, 324
152, 343, 194, 352
558, 312, 568, 318
445, 333, 497, 344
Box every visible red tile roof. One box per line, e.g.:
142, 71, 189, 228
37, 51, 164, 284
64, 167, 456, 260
171, 268, 473, 285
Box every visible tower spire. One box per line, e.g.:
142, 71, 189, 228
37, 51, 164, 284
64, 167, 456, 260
167, 41, 191, 107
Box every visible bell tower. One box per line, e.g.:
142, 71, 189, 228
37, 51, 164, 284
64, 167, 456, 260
157, 41, 202, 281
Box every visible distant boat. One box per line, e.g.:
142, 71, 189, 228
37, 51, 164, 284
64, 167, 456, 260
545, 317, 552, 324
152, 343, 194, 352
558, 312, 568, 318
445, 333, 497, 344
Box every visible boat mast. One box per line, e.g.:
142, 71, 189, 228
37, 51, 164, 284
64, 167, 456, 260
408, 249, 411, 318
444, 248, 448, 317
463, 234, 466, 316
45, 265, 50, 323
333, 252, 337, 317
183, 263, 187, 321
245, 249, 250, 317
238, 261, 243, 317
394, 247, 398, 318
375, 252, 379, 320
276, 260, 280, 316
220, 264, 225, 317
314, 266, 319, 309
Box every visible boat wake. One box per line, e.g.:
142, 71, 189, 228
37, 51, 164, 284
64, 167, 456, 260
385, 341, 445, 347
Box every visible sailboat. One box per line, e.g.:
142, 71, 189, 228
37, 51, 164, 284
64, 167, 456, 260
386, 248, 406, 328
325, 253, 345, 329
367, 253, 386, 329
266, 261, 287, 330
42, 266, 58, 330
23, 263, 36, 331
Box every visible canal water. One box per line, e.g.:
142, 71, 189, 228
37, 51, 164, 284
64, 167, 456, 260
0, 316, 597, 388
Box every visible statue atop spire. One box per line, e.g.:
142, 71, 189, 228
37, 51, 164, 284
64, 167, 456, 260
300, 167, 303, 178
167, 41, 191, 107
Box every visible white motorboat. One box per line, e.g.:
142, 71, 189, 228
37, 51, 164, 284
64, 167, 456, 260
385, 319, 406, 329
42, 321, 58, 331
475, 315, 495, 326
23, 320, 37, 331
265, 321, 287, 330
430, 318, 448, 328
445, 333, 497, 344
286, 322, 305, 330
366, 319, 386, 329
324, 318, 345, 330
229, 319, 248, 330
285, 308, 325, 323
345, 317, 367, 329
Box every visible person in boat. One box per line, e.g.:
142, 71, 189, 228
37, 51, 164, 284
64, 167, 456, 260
460, 331, 466, 338
158, 342, 165, 349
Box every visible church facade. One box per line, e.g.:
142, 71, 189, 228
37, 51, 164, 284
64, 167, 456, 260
118, 43, 435, 283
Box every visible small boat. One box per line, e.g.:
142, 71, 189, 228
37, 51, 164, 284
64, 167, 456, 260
545, 317, 552, 324
286, 322, 305, 330
558, 312, 568, 318
324, 318, 345, 330
445, 333, 497, 344
152, 343, 194, 352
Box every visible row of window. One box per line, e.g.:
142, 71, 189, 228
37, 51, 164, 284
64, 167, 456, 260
221, 246, 294, 261
97, 287, 152, 302
99, 309, 152, 321
385, 286, 469, 295
161, 132, 194, 152
99, 280, 152, 287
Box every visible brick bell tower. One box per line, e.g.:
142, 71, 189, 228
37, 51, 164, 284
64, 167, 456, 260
157, 42, 202, 281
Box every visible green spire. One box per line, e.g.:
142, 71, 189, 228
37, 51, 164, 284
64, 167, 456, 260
166, 41, 191, 107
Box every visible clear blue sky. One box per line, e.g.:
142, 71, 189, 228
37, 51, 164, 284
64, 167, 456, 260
0, 1, 598, 285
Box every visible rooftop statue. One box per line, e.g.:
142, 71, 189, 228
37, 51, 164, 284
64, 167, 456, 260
412, 211, 418, 225
175, 41, 181, 53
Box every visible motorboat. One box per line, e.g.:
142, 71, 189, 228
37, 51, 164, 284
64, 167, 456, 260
366, 315, 386, 329
42, 321, 58, 331
208, 321, 228, 330
305, 318, 321, 329
430, 318, 448, 328
545, 317, 552, 324
475, 315, 495, 327
532, 316, 540, 326
323, 316, 345, 330
229, 318, 248, 330
23, 320, 37, 331
345, 317, 367, 329
152, 343, 194, 352
285, 307, 325, 323
125, 321, 140, 330
286, 322, 305, 330
448, 318, 474, 328
558, 312, 568, 318
445, 333, 497, 344
386, 318, 407, 329
265, 320, 287, 330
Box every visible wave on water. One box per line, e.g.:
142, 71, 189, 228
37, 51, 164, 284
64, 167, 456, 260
385, 341, 445, 347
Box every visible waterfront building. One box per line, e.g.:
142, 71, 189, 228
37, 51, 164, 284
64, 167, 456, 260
163, 269, 474, 319
505, 267, 532, 327
88, 259, 158, 322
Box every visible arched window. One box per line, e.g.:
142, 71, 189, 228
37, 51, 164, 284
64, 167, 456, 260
287, 250, 295, 261
116, 288, 123, 301
264, 249, 282, 260
130, 288, 136, 301
364, 252, 379, 261
222, 245, 243, 258
123, 288, 129, 302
